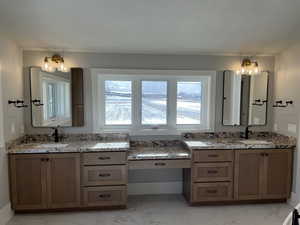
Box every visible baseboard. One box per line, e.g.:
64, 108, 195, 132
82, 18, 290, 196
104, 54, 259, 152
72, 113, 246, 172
0, 203, 13, 225
288, 192, 299, 207
128, 182, 182, 195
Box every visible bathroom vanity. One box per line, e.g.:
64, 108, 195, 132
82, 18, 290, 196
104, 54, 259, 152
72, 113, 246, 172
7, 132, 295, 212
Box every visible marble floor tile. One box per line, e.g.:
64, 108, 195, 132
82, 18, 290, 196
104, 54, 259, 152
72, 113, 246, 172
7, 195, 293, 225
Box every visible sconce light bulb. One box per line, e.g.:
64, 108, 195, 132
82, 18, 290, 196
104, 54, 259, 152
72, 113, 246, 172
241, 68, 245, 73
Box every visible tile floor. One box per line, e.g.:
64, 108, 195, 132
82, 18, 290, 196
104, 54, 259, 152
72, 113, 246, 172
7, 195, 293, 225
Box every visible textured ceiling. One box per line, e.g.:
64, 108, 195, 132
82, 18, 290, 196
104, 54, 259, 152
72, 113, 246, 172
0, 0, 300, 55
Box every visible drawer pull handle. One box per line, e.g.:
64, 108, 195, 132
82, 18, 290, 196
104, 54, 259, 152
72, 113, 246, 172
207, 154, 218, 158
99, 194, 111, 198
206, 189, 217, 194
207, 170, 218, 174
98, 173, 111, 177
98, 157, 111, 160
155, 162, 166, 166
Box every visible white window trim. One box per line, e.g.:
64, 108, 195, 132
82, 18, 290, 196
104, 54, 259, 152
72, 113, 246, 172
91, 68, 216, 135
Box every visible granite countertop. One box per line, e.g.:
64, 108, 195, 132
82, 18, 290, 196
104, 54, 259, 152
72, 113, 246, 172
183, 137, 296, 150
128, 146, 191, 160
7, 141, 130, 154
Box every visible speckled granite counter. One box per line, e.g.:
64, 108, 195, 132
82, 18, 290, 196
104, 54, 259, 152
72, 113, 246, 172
6, 132, 296, 156
7, 141, 130, 154
182, 132, 296, 150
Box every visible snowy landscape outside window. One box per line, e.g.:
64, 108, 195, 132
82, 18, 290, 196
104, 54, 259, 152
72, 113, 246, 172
142, 81, 167, 125
92, 69, 215, 134
105, 80, 132, 125
177, 82, 202, 124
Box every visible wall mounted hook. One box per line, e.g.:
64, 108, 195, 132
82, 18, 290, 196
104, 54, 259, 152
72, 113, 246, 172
273, 100, 293, 108
252, 99, 267, 106
285, 100, 293, 106
31, 99, 44, 106
273, 100, 285, 107
8, 100, 28, 108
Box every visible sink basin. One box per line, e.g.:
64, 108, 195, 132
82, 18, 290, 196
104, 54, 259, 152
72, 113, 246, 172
38, 143, 69, 148
239, 140, 271, 145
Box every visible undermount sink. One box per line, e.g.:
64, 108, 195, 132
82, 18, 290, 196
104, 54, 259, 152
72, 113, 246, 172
37, 143, 69, 148
239, 140, 271, 145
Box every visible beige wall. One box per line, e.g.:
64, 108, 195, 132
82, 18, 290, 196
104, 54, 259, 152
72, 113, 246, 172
274, 42, 300, 203
23, 51, 275, 135
0, 36, 24, 209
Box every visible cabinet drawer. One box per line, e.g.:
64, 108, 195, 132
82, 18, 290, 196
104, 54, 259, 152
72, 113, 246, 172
193, 150, 233, 162
83, 165, 127, 186
128, 159, 191, 169
192, 162, 232, 182
82, 152, 127, 165
192, 182, 233, 202
83, 186, 127, 207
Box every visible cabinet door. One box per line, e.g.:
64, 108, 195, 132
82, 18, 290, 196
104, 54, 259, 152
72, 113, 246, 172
263, 150, 292, 199
10, 154, 47, 210
47, 153, 81, 208
234, 150, 265, 200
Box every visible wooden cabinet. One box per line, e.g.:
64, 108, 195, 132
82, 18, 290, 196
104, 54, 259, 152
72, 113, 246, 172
47, 154, 81, 208
81, 151, 128, 207
192, 182, 233, 202
10, 153, 81, 211
234, 150, 292, 200
10, 154, 47, 210
184, 150, 234, 203
83, 186, 127, 207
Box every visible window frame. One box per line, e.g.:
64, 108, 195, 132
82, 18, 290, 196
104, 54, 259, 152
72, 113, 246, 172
92, 69, 216, 135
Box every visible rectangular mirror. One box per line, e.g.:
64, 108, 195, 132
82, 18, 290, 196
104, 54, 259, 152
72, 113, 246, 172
222, 71, 242, 126
30, 67, 84, 127
222, 70, 269, 126
248, 71, 269, 125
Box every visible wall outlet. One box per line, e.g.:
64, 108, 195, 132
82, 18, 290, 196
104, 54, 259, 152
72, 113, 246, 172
288, 123, 297, 134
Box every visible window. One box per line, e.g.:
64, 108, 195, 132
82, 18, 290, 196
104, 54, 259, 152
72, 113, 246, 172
176, 82, 202, 125
105, 80, 132, 125
92, 69, 216, 134
142, 81, 167, 125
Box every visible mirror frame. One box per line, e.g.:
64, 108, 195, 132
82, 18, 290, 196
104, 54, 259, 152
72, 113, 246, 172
29, 66, 84, 128
221, 70, 269, 127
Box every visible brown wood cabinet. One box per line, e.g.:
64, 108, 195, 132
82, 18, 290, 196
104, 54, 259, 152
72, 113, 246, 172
10, 154, 47, 210
234, 149, 292, 200
10, 153, 81, 211
47, 154, 81, 208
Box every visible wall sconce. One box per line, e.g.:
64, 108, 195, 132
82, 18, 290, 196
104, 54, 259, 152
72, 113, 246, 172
42, 54, 69, 73
236, 58, 259, 75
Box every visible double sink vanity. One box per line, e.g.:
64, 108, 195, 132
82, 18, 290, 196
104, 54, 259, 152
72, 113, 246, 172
7, 132, 296, 212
